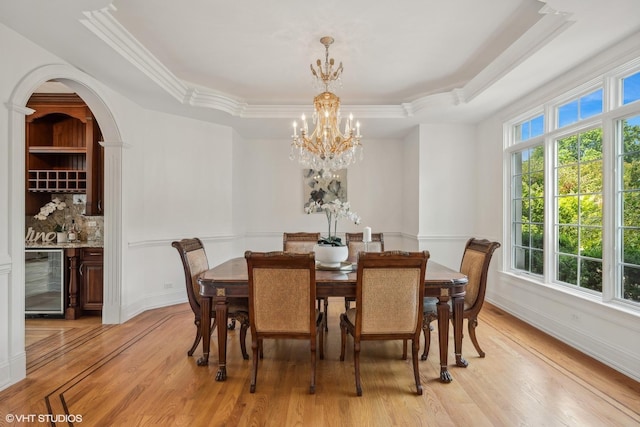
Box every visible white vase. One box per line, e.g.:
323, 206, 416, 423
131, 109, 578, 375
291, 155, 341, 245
56, 232, 68, 243
314, 244, 349, 267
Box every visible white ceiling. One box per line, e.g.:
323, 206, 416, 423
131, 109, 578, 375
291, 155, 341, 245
2, 0, 640, 139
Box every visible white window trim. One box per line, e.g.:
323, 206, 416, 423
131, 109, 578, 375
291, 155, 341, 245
503, 57, 640, 312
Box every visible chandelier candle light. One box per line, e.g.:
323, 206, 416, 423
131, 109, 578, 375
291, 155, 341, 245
290, 36, 363, 173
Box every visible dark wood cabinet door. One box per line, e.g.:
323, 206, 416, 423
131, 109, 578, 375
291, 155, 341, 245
80, 248, 103, 312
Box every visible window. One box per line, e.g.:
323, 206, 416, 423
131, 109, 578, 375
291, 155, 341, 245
622, 71, 640, 105
555, 128, 603, 291
515, 114, 544, 142
619, 114, 640, 302
512, 145, 544, 275
557, 89, 603, 128
507, 61, 640, 307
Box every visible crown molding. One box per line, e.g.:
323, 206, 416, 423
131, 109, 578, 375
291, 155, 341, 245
77, 5, 465, 122
78, 3, 572, 122
241, 103, 410, 119
185, 87, 248, 116
80, 4, 188, 103
459, 5, 574, 104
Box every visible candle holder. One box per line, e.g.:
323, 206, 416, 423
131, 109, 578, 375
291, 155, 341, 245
363, 226, 372, 250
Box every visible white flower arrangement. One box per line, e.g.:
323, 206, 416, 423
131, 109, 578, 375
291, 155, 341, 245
305, 199, 361, 246
34, 197, 67, 221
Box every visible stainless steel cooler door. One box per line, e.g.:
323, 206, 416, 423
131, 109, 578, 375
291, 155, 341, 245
25, 249, 64, 315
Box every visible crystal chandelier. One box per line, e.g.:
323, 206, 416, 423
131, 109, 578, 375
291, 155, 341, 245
290, 36, 363, 173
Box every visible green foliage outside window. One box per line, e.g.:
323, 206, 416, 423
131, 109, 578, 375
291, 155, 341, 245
515, 121, 640, 302
556, 129, 603, 292
621, 118, 640, 302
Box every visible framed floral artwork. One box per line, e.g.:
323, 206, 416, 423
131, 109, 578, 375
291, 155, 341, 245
303, 169, 347, 212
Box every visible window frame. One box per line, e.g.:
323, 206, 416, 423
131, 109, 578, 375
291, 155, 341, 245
504, 59, 640, 310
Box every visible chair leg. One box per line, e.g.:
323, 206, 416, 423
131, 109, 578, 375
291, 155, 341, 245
339, 314, 347, 361
402, 339, 408, 360
412, 338, 423, 395
344, 298, 350, 312
468, 316, 485, 358
318, 315, 325, 360
421, 320, 432, 361
240, 321, 249, 360
323, 298, 329, 331
310, 344, 317, 394
316, 298, 329, 331
250, 339, 259, 393
354, 341, 362, 396
188, 319, 202, 356
259, 338, 264, 359
190, 317, 217, 357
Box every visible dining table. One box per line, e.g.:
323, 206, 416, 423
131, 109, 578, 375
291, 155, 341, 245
198, 257, 469, 383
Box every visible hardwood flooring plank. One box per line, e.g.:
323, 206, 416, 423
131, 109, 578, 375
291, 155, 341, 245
0, 300, 637, 426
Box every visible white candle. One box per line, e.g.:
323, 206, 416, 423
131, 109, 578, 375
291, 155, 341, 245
363, 226, 372, 243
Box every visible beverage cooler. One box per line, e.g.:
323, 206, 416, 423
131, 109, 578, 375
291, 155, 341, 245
25, 249, 65, 316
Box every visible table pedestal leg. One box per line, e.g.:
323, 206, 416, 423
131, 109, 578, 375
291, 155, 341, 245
214, 291, 229, 381
437, 295, 453, 383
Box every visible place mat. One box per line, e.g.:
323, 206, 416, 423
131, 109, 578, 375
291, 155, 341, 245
316, 261, 354, 271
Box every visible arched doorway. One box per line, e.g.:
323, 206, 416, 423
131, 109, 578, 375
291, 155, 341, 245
8, 64, 124, 340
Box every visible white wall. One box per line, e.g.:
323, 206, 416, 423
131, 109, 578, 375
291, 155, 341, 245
415, 123, 478, 268
402, 127, 420, 240
240, 137, 406, 252
121, 109, 236, 319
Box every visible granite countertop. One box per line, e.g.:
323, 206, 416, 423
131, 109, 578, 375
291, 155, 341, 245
25, 240, 104, 249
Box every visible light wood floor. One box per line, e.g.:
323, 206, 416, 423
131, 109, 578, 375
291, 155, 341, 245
2, 300, 639, 426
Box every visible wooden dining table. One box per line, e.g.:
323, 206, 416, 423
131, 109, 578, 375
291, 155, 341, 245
198, 257, 469, 383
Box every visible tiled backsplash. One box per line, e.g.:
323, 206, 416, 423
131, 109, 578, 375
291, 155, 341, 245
25, 194, 104, 243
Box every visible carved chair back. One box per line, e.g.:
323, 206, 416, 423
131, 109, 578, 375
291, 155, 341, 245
459, 238, 501, 316
245, 250, 322, 393
345, 232, 384, 263
283, 232, 320, 253
172, 237, 208, 315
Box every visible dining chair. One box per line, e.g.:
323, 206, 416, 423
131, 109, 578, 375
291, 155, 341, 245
421, 238, 500, 360
171, 238, 249, 359
344, 232, 384, 311
282, 232, 328, 331
245, 251, 324, 394
340, 250, 429, 396
282, 232, 320, 253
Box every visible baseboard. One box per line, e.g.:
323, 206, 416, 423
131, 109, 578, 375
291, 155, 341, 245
0, 351, 26, 392
487, 294, 640, 383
